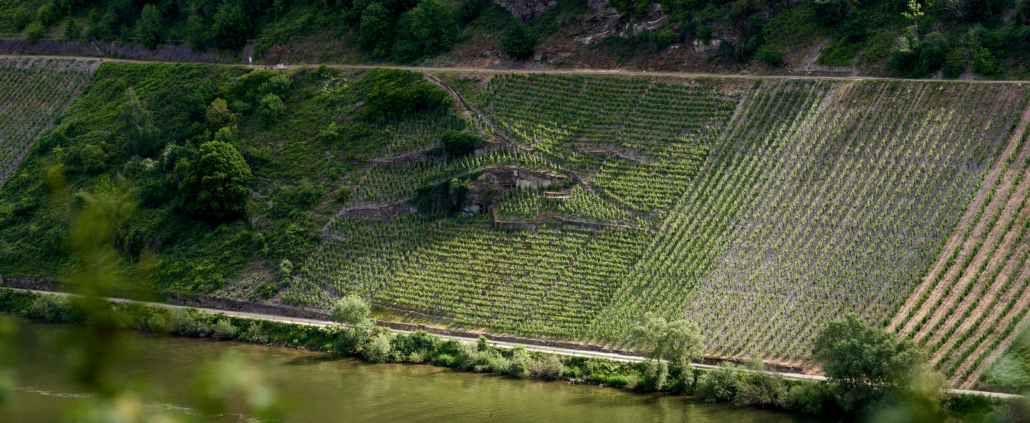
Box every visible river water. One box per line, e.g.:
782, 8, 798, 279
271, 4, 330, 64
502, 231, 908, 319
6, 317, 822, 422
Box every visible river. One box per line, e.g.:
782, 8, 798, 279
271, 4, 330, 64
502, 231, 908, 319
6, 317, 823, 422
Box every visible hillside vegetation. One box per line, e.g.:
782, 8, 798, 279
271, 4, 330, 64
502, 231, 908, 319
2, 59, 1030, 392
2, 0, 1030, 78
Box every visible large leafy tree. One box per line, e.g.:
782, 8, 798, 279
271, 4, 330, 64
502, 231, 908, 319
630, 312, 704, 365
393, 0, 457, 62
213, 3, 252, 50
811, 313, 942, 413
178, 133, 253, 221
358, 2, 394, 56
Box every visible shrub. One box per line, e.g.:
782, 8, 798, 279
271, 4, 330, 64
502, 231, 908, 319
178, 137, 253, 222
360, 69, 452, 120
734, 358, 787, 407
213, 3, 252, 50
441, 130, 482, 157
363, 333, 393, 363
971, 47, 1000, 75
258, 75, 293, 98
28, 295, 71, 323
943, 47, 967, 78
696, 363, 741, 402
167, 308, 207, 337
758, 48, 784, 66
507, 348, 533, 378
456, 0, 489, 24
212, 319, 239, 340
407, 352, 425, 363
457, 341, 488, 370
13, 7, 32, 31
642, 360, 669, 391
36, 3, 58, 26
536, 355, 565, 380
502, 22, 536, 59
259, 93, 284, 127
489, 357, 511, 375
62, 19, 81, 41
81, 144, 108, 173
25, 21, 46, 44
359, 3, 394, 55
655, 27, 676, 49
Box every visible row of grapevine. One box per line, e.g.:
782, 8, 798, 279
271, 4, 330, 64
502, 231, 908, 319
0, 58, 96, 186
589, 80, 1026, 362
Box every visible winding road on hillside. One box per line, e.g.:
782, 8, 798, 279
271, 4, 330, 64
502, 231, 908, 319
4, 287, 1022, 399
4, 54, 1030, 84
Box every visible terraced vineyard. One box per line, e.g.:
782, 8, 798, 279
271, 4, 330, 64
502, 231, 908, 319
0, 58, 96, 187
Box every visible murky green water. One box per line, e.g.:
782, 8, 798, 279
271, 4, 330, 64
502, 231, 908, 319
7, 317, 824, 422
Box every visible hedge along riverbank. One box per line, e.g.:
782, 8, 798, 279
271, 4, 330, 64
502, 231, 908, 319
0, 288, 1010, 420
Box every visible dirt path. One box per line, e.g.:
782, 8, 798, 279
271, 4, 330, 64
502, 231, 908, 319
6, 53, 1030, 84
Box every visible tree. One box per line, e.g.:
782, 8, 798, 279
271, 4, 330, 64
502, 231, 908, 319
36, 3, 58, 26
187, 13, 212, 51
13, 7, 32, 31
393, 0, 458, 62
62, 19, 81, 41
136, 4, 163, 50
330, 295, 371, 326
358, 2, 394, 56
630, 312, 704, 365
330, 294, 376, 354
502, 22, 536, 59
122, 88, 160, 158
25, 21, 46, 44
811, 313, 929, 412
213, 3, 251, 50
258, 93, 284, 127
178, 135, 253, 221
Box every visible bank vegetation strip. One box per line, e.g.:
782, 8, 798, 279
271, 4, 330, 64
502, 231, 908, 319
4, 287, 1019, 400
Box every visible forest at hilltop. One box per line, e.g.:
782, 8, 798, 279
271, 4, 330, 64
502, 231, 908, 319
1, 0, 1029, 78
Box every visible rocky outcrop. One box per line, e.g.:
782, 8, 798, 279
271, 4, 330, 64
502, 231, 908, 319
495, 0, 560, 21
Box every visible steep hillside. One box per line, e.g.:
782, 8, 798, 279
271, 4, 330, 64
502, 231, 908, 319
3, 0, 1029, 79
3, 60, 1030, 390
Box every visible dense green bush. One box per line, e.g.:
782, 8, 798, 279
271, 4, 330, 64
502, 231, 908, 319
696, 363, 741, 402
393, 0, 458, 62
178, 136, 253, 222
441, 130, 483, 157
12, 7, 32, 31
502, 22, 536, 59
889, 33, 952, 77
258, 93, 285, 127
25, 21, 46, 44
360, 69, 452, 120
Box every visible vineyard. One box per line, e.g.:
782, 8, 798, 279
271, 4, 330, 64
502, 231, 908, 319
0, 58, 95, 187
3, 60, 1030, 386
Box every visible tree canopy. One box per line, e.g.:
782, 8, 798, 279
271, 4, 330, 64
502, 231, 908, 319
630, 312, 704, 365
178, 134, 253, 221
812, 313, 926, 389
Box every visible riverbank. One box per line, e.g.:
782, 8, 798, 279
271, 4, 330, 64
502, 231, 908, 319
1, 288, 1021, 422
